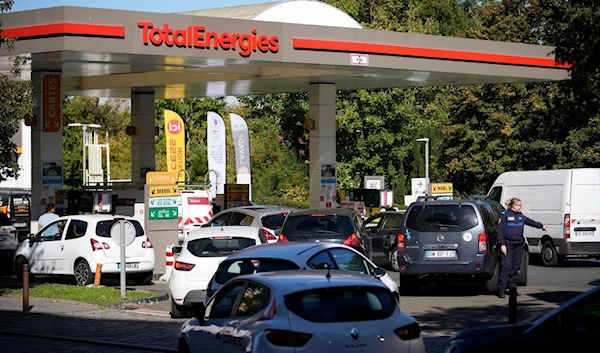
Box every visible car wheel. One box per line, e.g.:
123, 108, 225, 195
132, 272, 153, 285
485, 260, 500, 295
15, 256, 32, 281
517, 251, 528, 286
74, 259, 93, 286
171, 300, 188, 319
389, 248, 400, 272
541, 240, 559, 267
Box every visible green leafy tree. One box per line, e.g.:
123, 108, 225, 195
0, 0, 35, 182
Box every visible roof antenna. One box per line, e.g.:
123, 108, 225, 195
325, 264, 331, 279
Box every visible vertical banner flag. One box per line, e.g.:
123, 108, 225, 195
229, 113, 252, 200
207, 111, 226, 199
164, 110, 186, 182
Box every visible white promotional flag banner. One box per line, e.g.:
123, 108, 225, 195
207, 111, 226, 199
229, 113, 252, 200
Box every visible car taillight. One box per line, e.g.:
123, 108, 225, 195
277, 234, 289, 242
174, 261, 196, 271
262, 228, 277, 241
90, 239, 109, 251
564, 213, 570, 239
343, 233, 361, 248
478, 232, 487, 253
394, 322, 421, 340
142, 237, 153, 248
265, 329, 312, 347
397, 233, 405, 252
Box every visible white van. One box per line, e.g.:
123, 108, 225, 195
487, 168, 600, 266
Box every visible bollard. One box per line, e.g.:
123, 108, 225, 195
94, 263, 103, 286
22, 264, 30, 312
508, 288, 517, 324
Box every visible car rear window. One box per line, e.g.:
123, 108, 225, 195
215, 258, 299, 284
188, 237, 256, 257
96, 220, 145, 237
284, 286, 396, 323
261, 213, 288, 230
283, 215, 354, 237
405, 204, 479, 232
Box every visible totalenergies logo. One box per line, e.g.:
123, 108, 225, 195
137, 22, 279, 58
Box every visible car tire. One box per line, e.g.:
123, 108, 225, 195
399, 275, 419, 296
132, 272, 153, 285
74, 259, 93, 286
171, 300, 188, 319
15, 256, 33, 281
517, 251, 528, 286
541, 240, 559, 267
389, 248, 400, 272
485, 261, 500, 294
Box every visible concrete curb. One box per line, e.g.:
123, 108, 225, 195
106, 290, 170, 309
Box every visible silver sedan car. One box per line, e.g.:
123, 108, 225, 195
178, 270, 425, 353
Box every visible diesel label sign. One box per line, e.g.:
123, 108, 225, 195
137, 22, 279, 57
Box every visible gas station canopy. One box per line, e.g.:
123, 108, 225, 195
0, 2, 569, 99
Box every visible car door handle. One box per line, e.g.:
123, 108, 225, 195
61, 245, 64, 251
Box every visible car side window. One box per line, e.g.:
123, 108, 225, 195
478, 205, 497, 241
382, 215, 402, 230
235, 282, 269, 317
207, 281, 245, 319
353, 215, 364, 236
328, 248, 372, 275
228, 212, 254, 226
38, 220, 67, 241
211, 212, 231, 227
65, 220, 88, 240
365, 216, 382, 232
307, 250, 336, 269
488, 186, 503, 204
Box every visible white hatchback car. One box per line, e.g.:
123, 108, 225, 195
206, 242, 400, 304
178, 270, 425, 353
13, 214, 155, 286
169, 226, 268, 318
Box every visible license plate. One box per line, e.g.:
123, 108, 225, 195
576, 231, 594, 236
117, 262, 140, 269
426, 250, 456, 258
14, 223, 26, 227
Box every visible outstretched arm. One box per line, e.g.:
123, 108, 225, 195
524, 215, 546, 230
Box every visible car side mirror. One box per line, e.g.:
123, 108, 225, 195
200, 223, 210, 228
374, 267, 386, 278
274, 229, 281, 236
172, 246, 182, 256
189, 304, 206, 324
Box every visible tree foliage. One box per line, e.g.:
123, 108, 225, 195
0, 0, 35, 182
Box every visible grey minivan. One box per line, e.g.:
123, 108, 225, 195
396, 199, 527, 295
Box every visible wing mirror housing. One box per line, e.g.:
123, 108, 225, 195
374, 267, 386, 278
189, 304, 206, 325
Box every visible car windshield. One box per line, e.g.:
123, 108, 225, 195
214, 258, 299, 284
283, 215, 354, 237
261, 213, 288, 230
284, 285, 396, 323
405, 204, 478, 232
187, 237, 256, 257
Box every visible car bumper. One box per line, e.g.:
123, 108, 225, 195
561, 240, 600, 256
398, 253, 491, 276
169, 274, 209, 306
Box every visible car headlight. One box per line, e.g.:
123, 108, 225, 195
444, 339, 465, 353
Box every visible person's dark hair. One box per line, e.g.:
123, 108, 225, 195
46, 203, 55, 212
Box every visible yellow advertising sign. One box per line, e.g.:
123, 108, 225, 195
429, 183, 454, 195
149, 185, 179, 197
146, 171, 178, 185
164, 110, 186, 182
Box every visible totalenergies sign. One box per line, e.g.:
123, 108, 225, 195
137, 22, 279, 58
164, 110, 186, 182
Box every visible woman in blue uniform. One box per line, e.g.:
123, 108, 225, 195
497, 198, 547, 298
